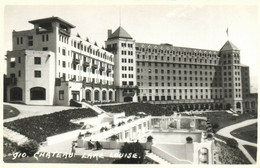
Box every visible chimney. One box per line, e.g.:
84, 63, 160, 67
108, 29, 112, 38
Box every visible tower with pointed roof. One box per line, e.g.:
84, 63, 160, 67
219, 40, 243, 112
105, 27, 138, 102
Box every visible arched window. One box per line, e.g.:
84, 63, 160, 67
102, 90, 106, 101
251, 102, 255, 108
85, 90, 91, 101
225, 103, 231, 110
245, 101, 249, 108
94, 90, 99, 101
30, 87, 46, 100
236, 102, 241, 109
10, 87, 23, 101
109, 91, 113, 100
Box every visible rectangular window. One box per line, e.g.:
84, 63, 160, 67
59, 90, 64, 100
46, 34, 49, 41
20, 37, 23, 44
18, 70, 21, 77
17, 37, 19, 44
18, 57, 21, 63
42, 35, 45, 41
43, 47, 48, 51
62, 49, 66, 56
34, 71, 41, 78
62, 61, 66, 68
34, 57, 41, 64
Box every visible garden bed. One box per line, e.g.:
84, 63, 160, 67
215, 140, 251, 164
4, 108, 98, 142
100, 103, 173, 116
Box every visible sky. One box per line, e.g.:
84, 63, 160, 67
2, 4, 259, 91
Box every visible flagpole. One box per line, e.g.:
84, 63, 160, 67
226, 28, 229, 41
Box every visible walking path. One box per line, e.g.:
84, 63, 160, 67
216, 119, 258, 164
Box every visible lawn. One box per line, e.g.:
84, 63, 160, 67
195, 112, 255, 132
100, 103, 173, 116
231, 123, 257, 143
3, 104, 20, 119
243, 145, 257, 161
215, 140, 251, 164
4, 108, 98, 142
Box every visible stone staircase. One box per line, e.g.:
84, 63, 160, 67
146, 152, 171, 164
80, 102, 106, 114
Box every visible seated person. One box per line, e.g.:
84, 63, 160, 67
96, 141, 103, 150
88, 140, 95, 149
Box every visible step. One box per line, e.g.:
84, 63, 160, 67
146, 152, 171, 164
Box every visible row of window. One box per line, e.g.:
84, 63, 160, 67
121, 43, 133, 48
59, 47, 114, 62
137, 62, 222, 70
138, 81, 226, 87
42, 34, 49, 42
137, 69, 221, 76
122, 74, 134, 78
136, 47, 218, 57
16, 37, 23, 45
69, 39, 111, 60
122, 66, 134, 71
121, 50, 133, 55
137, 54, 218, 64
122, 58, 134, 63
58, 72, 114, 84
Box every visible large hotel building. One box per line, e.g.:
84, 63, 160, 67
5, 16, 257, 114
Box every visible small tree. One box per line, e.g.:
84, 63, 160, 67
110, 135, 119, 141
147, 136, 153, 142
114, 142, 145, 163
18, 140, 39, 157
186, 136, 193, 144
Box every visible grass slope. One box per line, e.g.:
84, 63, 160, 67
243, 145, 257, 161
195, 112, 255, 132
100, 103, 173, 116
231, 123, 257, 143
4, 105, 20, 119
4, 108, 98, 142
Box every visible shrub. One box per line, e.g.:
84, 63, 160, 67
3, 138, 18, 156
147, 136, 153, 142
226, 138, 238, 148
186, 136, 193, 143
113, 142, 145, 163
70, 99, 82, 107
212, 123, 219, 130
207, 133, 213, 139
110, 135, 119, 141
18, 140, 39, 157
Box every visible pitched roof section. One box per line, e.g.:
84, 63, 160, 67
108, 26, 132, 40
220, 41, 239, 51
